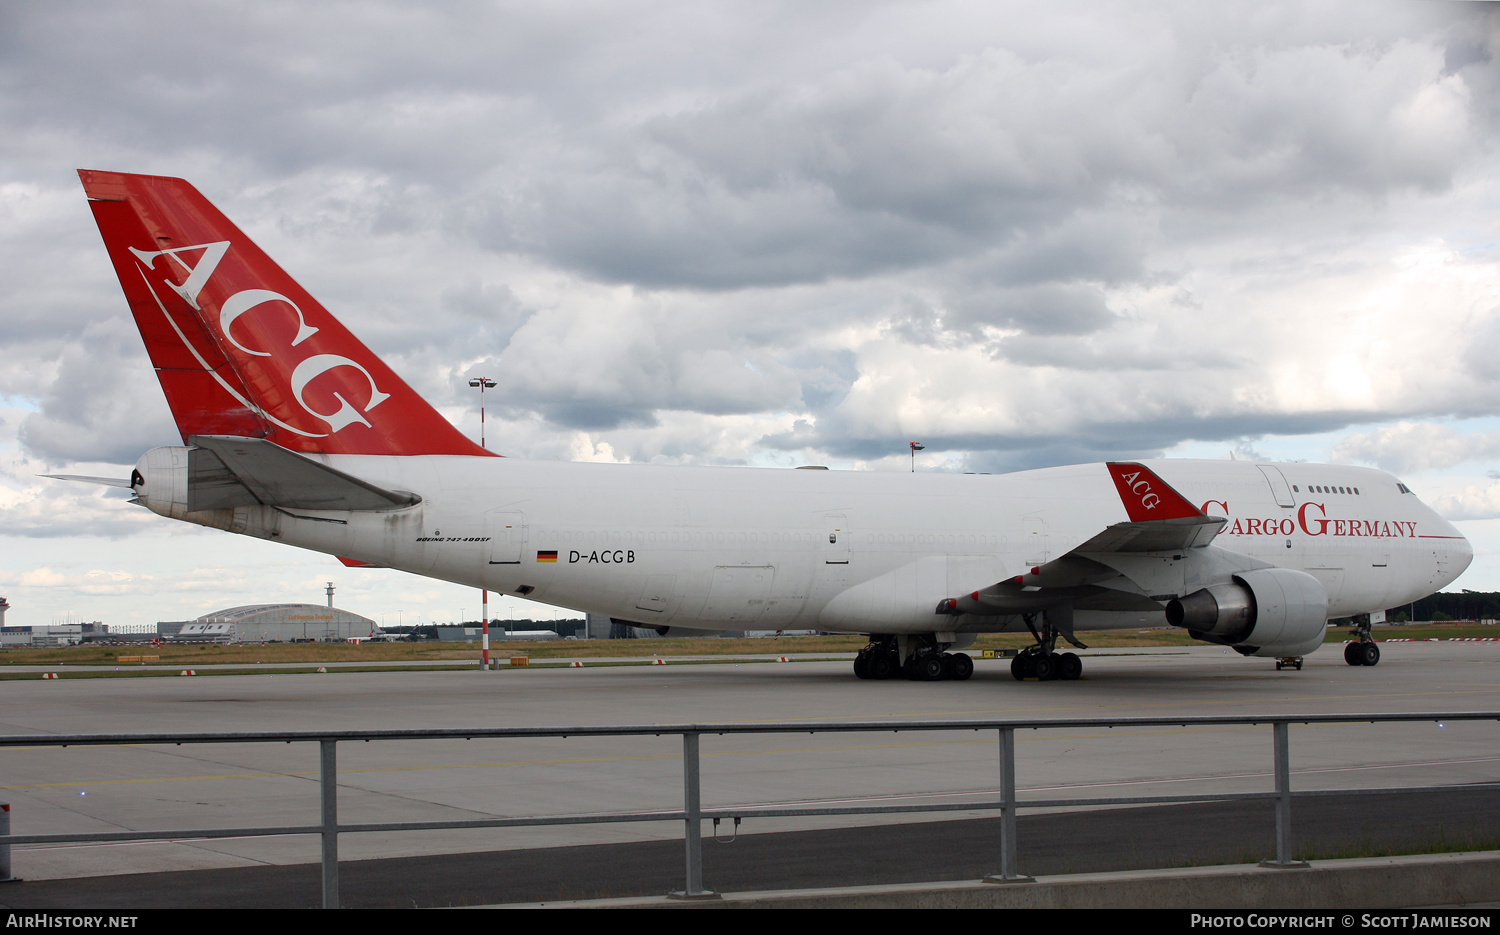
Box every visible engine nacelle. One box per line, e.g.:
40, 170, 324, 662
1165, 568, 1329, 657
609, 619, 725, 638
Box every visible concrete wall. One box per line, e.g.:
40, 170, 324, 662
511, 852, 1500, 910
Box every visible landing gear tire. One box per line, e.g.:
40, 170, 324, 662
1345, 642, 1380, 667
868, 653, 896, 680
1010, 653, 1030, 681
917, 655, 946, 681
1031, 653, 1057, 681
945, 652, 974, 681
853, 654, 871, 679
1057, 652, 1082, 681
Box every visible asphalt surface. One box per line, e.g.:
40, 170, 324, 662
2, 788, 1497, 909
3, 641, 1497, 908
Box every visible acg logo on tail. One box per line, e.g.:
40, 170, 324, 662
128, 241, 389, 437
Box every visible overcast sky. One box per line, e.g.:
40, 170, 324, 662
2, 1, 1499, 630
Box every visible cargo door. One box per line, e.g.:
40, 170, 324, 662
1022, 515, 1048, 566
636, 574, 676, 614
700, 566, 776, 624
823, 513, 850, 564
487, 510, 526, 564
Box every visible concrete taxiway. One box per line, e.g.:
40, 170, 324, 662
1, 641, 1497, 887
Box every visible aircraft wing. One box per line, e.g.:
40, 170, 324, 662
1067, 514, 1223, 553
186, 435, 420, 512
939, 462, 1247, 620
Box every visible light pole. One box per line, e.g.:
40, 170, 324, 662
469, 377, 497, 449
909, 441, 924, 472
469, 377, 497, 670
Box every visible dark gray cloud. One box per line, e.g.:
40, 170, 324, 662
764, 408, 1397, 473
17, 318, 179, 465
954, 283, 1118, 337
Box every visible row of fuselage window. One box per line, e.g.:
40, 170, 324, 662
1293, 484, 1359, 495
535, 530, 1004, 550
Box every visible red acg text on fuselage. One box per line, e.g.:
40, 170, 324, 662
1199, 500, 1419, 539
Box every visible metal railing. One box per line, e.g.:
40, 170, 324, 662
2, 712, 1497, 907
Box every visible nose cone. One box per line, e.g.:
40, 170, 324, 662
1441, 531, 1474, 587
1425, 508, 1473, 589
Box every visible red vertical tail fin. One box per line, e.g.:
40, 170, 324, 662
80, 170, 491, 457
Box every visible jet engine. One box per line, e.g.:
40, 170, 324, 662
1165, 568, 1329, 657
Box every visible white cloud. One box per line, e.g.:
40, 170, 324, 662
1433, 482, 1500, 522
1332, 422, 1500, 475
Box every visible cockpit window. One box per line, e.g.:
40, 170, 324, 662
1397, 483, 1411, 494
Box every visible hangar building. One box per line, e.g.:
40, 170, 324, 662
158, 604, 380, 643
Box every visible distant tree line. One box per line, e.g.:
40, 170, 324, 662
1383, 592, 1500, 623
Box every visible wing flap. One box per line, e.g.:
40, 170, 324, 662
1072, 515, 1226, 553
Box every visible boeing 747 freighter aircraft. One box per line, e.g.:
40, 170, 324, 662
56, 171, 1472, 682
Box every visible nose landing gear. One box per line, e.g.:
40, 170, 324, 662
1344, 640, 1380, 666
1344, 613, 1381, 666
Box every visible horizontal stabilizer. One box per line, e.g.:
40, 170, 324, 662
41, 474, 133, 489
188, 435, 420, 512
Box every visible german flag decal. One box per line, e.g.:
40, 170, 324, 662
536, 550, 558, 563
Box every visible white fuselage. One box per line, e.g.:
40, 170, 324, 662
155, 455, 1471, 636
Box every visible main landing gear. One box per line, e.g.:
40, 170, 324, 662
1344, 612, 1381, 667
853, 635, 973, 681
1011, 648, 1082, 681
1010, 607, 1087, 682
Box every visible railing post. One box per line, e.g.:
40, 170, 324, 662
1259, 720, 1308, 869
669, 731, 718, 899
0, 802, 14, 882
984, 726, 1033, 884
320, 739, 341, 907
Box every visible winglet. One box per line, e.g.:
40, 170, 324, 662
1104, 462, 1203, 522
